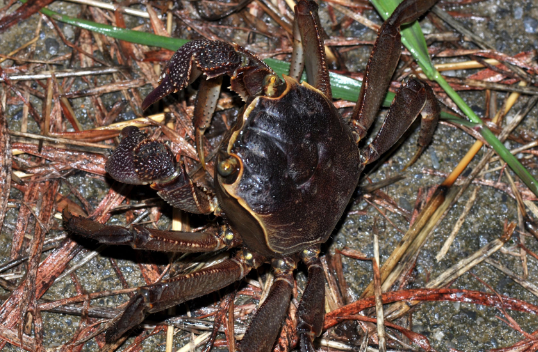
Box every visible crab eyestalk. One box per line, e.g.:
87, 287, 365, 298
262, 74, 283, 97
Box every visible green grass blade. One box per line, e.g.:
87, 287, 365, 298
18, 0, 188, 50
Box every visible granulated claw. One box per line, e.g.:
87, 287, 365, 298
142, 39, 275, 110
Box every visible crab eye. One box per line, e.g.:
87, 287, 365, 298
263, 74, 281, 97
217, 156, 240, 177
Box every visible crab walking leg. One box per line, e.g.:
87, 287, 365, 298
63, 210, 240, 252
239, 258, 296, 352
296, 248, 325, 352
360, 78, 440, 165
405, 79, 440, 166
193, 76, 223, 167
290, 0, 332, 99
350, 0, 438, 139
105, 250, 263, 343
289, 13, 304, 83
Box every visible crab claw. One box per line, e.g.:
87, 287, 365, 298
142, 40, 276, 110
142, 40, 279, 167
106, 126, 215, 214
106, 126, 177, 185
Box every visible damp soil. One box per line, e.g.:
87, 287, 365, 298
1, 0, 538, 351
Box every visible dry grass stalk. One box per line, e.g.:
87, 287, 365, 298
436, 185, 480, 261
486, 259, 538, 298
373, 234, 386, 352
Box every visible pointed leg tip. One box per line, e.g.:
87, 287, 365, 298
62, 208, 73, 223
141, 93, 160, 111
104, 329, 122, 344
141, 102, 151, 111
403, 145, 426, 170
104, 293, 148, 342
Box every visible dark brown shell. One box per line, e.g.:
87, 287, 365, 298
217, 77, 361, 257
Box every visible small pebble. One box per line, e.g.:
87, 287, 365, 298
499, 30, 511, 42
513, 6, 523, 19
45, 38, 60, 56
442, 70, 457, 77
399, 197, 413, 212
433, 331, 445, 341
63, 26, 74, 40
420, 21, 433, 34
430, 148, 440, 169
523, 16, 538, 34
12, 110, 23, 121
471, 104, 485, 117
496, 7, 509, 19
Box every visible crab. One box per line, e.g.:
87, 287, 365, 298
64, 0, 440, 350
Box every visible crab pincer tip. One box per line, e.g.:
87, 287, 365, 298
141, 90, 161, 111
